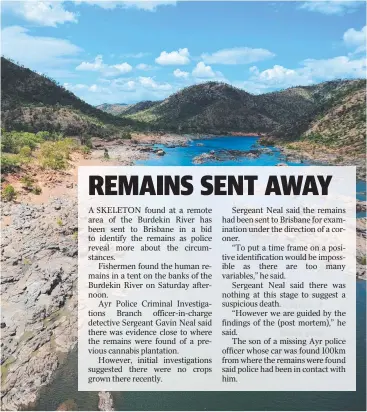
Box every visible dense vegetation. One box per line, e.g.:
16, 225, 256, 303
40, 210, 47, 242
1, 57, 142, 138
115, 79, 365, 151
271, 79, 366, 148
1, 130, 85, 173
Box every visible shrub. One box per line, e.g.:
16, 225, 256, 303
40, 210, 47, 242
38, 139, 76, 170
80, 145, 91, 156
19, 145, 32, 158
40, 151, 66, 170
285, 144, 299, 151
120, 130, 132, 139
32, 186, 42, 195
56, 217, 63, 226
36, 131, 64, 141
2, 184, 16, 201
1, 154, 20, 173
1, 131, 44, 153
20, 175, 35, 189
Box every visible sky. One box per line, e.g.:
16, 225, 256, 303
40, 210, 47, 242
1, 1, 366, 105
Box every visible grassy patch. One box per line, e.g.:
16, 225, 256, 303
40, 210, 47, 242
1, 356, 16, 384
43, 307, 68, 327
18, 330, 34, 343
38, 138, 77, 170
2, 184, 17, 202
31, 185, 42, 195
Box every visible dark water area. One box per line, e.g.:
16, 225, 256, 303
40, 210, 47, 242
34, 137, 366, 411
33, 281, 367, 411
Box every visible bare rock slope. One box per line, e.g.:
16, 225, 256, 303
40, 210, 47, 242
1, 198, 78, 410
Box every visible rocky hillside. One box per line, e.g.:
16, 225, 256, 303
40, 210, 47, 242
122, 80, 366, 149
97, 101, 160, 116
1, 198, 78, 410
1, 57, 138, 138
272, 79, 366, 151
122, 100, 161, 116
96, 103, 130, 115
125, 82, 280, 134
300, 82, 365, 152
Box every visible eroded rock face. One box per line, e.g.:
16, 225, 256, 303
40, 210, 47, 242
357, 201, 367, 212
1, 198, 78, 411
357, 218, 367, 280
98, 392, 115, 411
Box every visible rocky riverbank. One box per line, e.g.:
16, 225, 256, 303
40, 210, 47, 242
1, 198, 78, 410
0, 139, 153, 411
192, 148, 273, 164
259, 137, 366, 180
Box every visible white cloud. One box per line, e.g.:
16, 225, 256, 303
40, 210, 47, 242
136, 63, 155, 71
4, 1, 77, 27
138, 76, 172, 90
252, 64, 311, 88
75, 55, 132, 76
343, 26, 366, 53
1, 26, 81, 76
123, 1, 176, 11
201, 47, 275, 65
173, 68, 189, 79
124, 52, 151, 59
192, 62, 216, 78
89, 84, 99, 92
113, 62, 133, 74
76, 55, 104, 71
64, 83, 88, 90
63, 75, 174, 104
155, 48, 190, 65
240, 55, 366, 93
302, 56, 366, 79
299, 1, 362, 15
74, 1, 176, 12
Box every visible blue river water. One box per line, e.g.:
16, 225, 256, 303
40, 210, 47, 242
34, 136, 366, 411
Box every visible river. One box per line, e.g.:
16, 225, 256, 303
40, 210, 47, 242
34, 136, 366, 411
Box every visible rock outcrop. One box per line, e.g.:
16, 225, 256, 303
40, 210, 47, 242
192, 148, 272, 164
98, 392, 115, 411
1, 198, 78, 411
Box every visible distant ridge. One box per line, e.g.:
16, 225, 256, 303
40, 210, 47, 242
96, 103, 130, 115
97, 101, 161, 116
120, 80, 366, 150
2, 57, 365, 150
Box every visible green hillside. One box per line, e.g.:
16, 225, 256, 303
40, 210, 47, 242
122, 79, 365, 149
2, 57, 365, 150
1, 57, 139, 138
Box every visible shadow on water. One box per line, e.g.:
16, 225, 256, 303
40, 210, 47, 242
34, 137, 366, 411
34, 349, 98, 411
118, 284, 367, 411
32, 281, 366, 411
